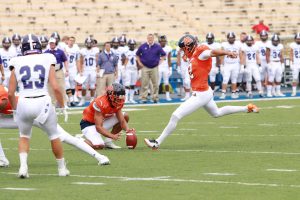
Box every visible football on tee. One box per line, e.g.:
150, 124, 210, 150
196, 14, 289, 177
126, 129, 137, 149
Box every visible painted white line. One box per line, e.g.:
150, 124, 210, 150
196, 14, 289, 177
267, 169, 297, 172
219, 126, 239, 129
178, 128, 197, 131
161, 149, 300, 155
276, 105, 294, 109
72, 182, 105, 185
203, 173, 236, 176
258, 123, 277, 127
2, 172, 300, 188
139, 131, 159, 133
1, 187, 37, 191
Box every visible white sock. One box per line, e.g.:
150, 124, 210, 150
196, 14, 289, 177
166, 91, 170, 99
185, 92, 190, 98
19, 152, 28, 167
272, 86, 276, 94
129, 89, 135, 101
156, 115, 179, 145
0, 141, 6, 157
267, 85, 272, 95
56, 158, 66, 169
275, 85, 281, 93
104, 138, 112, 144
246, 82, 252, 93
256, 81, 262, 93
293, 86, 297, 93
212, 106, 248, 117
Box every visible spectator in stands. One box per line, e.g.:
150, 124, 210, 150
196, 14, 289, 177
45, 37, 69, 106
252, 20, 269, 34
96, 42, 118, 96
136, 34, 166, 103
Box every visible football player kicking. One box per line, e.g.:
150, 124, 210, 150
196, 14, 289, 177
80, 83, 134, 150
145, 35, 259, 149
0, 85, 110, 167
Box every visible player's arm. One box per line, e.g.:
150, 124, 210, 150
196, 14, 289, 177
266, 48, 270, 64
280, 49, 284, 63
0, 64, 4, 81
116, 110, 129, 132
62, 51, 69, 76
7, 68, 17, 110
94, 110, 120, 140
290, 48, 294, 64
49, 65, 64, 107
95, 53, 99, 69
200, 49, 237, 60
79, 55, 84, 75
256, 50, 261, 65
122, 54, 128, 67
167, 52, 172, 72
136, 55, 144, 69
176, 50, 181, 67
239, 50, 246, 66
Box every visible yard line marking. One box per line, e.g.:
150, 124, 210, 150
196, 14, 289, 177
178, 128, 197, 131
258, 123, 277, 127
161, 149, 300, 155
2, 172, 300, 189
266, 169, 297, 172
203, 173, 236, 176
219, 126, 239, 129
276, 105, 294, 109
1, 187, 37, 191
139, 131, 159, 133
72, 182, 105, 185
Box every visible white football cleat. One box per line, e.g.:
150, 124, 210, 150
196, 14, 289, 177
77, 98, 85, 106
231, 93, 239, 99
105, 142, 121, 149
291, 92, 297, 97
18, 165, 29, 179
219, 93, 226, 99
58, 167, 70, 177
267, 93, 273, 97
97, 155, 110, 165
144, 138, 159, 150
276, 92, 286, 97
0, 157, 9, 167
129, 99, 137, 104
166, 97, 172, 101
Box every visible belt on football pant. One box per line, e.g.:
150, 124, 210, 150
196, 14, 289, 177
25, 95, 46, 99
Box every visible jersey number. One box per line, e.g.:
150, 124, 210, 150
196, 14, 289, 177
130, 57, 135, 65
84, 57, 94, 66
69, 55, 75, 63
295, 50, 299, 59
20, 65, 45, 89
247, 53, 255, 60
261, 49, 266, 56
2, 59, 8, 69
272, 51, 280, 59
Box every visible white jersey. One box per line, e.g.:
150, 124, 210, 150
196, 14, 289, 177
221, 41, 241, 64
266, 41, 283, 62
112, 46, 128, 67
159, 45, 172, 69
289, 42, 300, 64
80, 47, 99, 70
0, 48, 17, 75
9, 45, 22, 57
9, 53, 56, 97
125, 49, 137, 70
202, 42, 221, 66
177, 47, 189, 68
255, 40, 268, 64
65, 45, 80, 69
241, 44, 260, 65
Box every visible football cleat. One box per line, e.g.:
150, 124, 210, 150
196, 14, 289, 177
58, 167, 70, 177
105, 142, 121, 149
291, 92, 297, 97
276, 92, 286, 97
247, 103, 259, 113
98, 155, 110, 166
129, 99, 137, 104
219, 93, 226, 100
18, 165, 29, 179
0, 157, 9, 167
144, 138, 159, 150
166, 97, 172, 101
231, 92, 239, 99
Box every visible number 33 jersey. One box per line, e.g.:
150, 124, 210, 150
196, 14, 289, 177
9, 53, 56, 97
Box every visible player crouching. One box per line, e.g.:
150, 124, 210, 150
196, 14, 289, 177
80, 83, 134, 149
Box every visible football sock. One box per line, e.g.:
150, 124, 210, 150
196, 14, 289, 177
125, 89, 130, 101
56, 158, 66, 169
292, 86, 297, 93
256, 81, 262, 92
156, 114, 179, 145
57, 125, 103, 161
166, 92, 170, 99
246, 82, 252, 92
275, 85, 281, 93
267, 85, 272, 95
212, 106, 248, 117
0, 141, 6, 157
19, 152, 28, 167
129, 90, 135, 100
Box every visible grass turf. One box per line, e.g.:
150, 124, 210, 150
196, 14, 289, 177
1, 99, 300, 200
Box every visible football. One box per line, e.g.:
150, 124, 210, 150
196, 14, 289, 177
126, 129, 137, 149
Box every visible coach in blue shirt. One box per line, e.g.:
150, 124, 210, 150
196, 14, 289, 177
44, 37, 69, 105
136, 34, 166, 103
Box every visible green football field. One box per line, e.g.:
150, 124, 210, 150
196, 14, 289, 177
1, 99, 300, 200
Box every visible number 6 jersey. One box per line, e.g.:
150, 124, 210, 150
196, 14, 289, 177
9, 53, 56, 97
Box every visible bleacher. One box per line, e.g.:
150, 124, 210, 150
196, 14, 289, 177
0, 0, 299, 42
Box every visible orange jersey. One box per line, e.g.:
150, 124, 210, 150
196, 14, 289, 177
0, 85, 13, 115
188, 45, 212, 91
82, 95, 123, 123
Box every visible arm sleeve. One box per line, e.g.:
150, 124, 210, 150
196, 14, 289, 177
93, 102, 101, 112
198, 50, 212, 60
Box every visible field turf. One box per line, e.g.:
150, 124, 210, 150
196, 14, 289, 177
1, 99, 300, 200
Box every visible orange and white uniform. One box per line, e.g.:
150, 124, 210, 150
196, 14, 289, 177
80, 95, 124, 146
0, 85, 13, 115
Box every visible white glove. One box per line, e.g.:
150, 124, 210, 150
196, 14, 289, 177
219, 65, 224, 74
240, 65, 245, 73
281, 63, 285, 72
